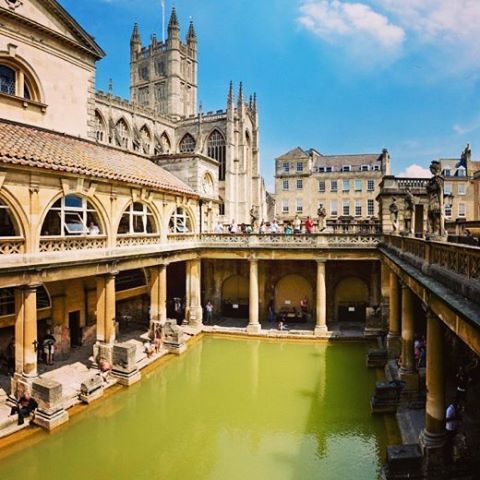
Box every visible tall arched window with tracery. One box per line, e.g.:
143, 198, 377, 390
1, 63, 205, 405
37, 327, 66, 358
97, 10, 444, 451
94, 111, 106, 142
115, 119, 130, 148
41, 195, 103, 236
179, 133, 196, 153
118, 203, 157, 235
140, 126, 151, 154
207, 130, 226, 181
155, 132, 171, 155
169, 207, 192, 233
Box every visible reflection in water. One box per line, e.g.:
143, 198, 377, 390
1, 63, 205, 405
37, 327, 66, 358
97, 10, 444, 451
0, 338, 389, 480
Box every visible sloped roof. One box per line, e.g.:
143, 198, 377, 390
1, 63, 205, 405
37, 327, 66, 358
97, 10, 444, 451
315, 154, 382, 167
0, 120, 195, 195
276, 147, 309, 160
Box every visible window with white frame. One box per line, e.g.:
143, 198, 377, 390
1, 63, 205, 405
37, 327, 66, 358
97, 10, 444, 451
296, 199, 303, 213
318, 166, 325, 173
355, 199, 362, 217
0, 61, 39, 101
444, 182, 452, 195
458, 203, 466, 217
367, 180, 375, 191
342, 165, 351, 172
361, 165, 369, 172
443, 169, 451, 177
367, 199, 375, 216
331, 180, 338, 192
118, 202, 156, 235
457, 167, 466, 177
282, 180, 289, 191
342, 200, 350, 216
342, 180, 350, 192
372, 165, 380, 171
296, 162, 304, 172
169, 207, 193, 233
0, 199, 20, 236
458, 183, 466, 195
318, 180, 325, 192
283, 162, 290, 173
354, 179, 362, 191
296, 179, 303, 190
326, 166, 333, 173
282, 199, 289, 213
444, 204, 452, 217
330, 200, 338, 216
41, 195, 102, 236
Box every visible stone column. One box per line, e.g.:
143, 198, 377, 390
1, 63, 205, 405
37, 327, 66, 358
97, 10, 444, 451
247, 259, 261, 334
370, 265, 380, 307
314, 260, 328, 336
14, 284, 39, 378
399, 284, 418, 390
186, 259, 203, 327
150, 264, 167, 325
387, 270, 401, 358
420, 309, 446, 473
94, 272, 117, 362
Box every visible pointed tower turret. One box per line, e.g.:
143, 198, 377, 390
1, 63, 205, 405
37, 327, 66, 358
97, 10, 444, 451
187, 20, 197, 43
237, 82, 244, 108
151, 33, 158, 49
227, 81, 234, 106
168, 6, 180, 40
130, 23, 142, 57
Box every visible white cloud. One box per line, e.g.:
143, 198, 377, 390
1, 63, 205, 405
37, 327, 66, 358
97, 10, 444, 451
298, 1, 405, 58
397, 164, 431, 178
453, 116, 480, 136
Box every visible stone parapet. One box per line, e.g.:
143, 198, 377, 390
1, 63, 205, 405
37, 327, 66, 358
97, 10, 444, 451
31, 378, 68, 431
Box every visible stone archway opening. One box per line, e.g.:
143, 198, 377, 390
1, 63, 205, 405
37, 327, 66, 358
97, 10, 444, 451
334, 276, 369, 322
274, 274, 313, 324
222, 275, 249, 319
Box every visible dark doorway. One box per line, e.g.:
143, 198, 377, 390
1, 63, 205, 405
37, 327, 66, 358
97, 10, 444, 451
69, 311, 82, 347
415, 205, 424, 237
167, 262, 186, 321
338, 303, 367, 322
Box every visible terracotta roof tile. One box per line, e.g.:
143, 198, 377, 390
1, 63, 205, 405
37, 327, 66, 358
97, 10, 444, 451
0, 121, 195, 196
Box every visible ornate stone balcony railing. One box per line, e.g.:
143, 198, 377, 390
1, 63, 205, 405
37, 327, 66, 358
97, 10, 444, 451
116, 234, 161, 248
200, 233, 381, 248
39, 235, 108, 253
0, 237, 25, 255
167, 233, 198, 244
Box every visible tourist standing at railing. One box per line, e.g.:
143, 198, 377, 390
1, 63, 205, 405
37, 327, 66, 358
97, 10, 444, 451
305, 216, 314, 234
214, 221, 224, 233
271, 219, 279, 234
293, 215, 302, 234
284, 222, 293, 235
259, 221, 266, 234
228, 220, 238, 234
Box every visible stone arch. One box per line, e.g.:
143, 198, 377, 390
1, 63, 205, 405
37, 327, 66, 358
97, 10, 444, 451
94, 109, 107, 143
222, 275, 249, 317
207, 129, 226, 181
274, 274, 312, 312
38, 192, 110, 240
0, 191, 26, 239
116, 201, 160, 236
114, 116, 132, 148
167, 205, 195, 234
0, 51, 44, 102
139, 124, 152, 154
333, 276, 369, 322
155, 131, 171, 154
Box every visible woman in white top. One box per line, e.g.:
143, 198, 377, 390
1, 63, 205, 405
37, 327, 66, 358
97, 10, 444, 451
293, 215, 302, 234
229, 220, 238, 234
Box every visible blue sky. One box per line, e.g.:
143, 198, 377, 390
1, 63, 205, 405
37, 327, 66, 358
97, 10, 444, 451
61, 0, 480, 189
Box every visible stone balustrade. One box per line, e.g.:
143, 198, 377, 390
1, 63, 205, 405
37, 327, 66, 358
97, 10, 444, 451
39, 235, 108, 253
116, 234, 161, 248
0, 237, 25, 255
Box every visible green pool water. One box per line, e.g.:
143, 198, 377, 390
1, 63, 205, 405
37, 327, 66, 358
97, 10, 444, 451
0, 337, 393, 479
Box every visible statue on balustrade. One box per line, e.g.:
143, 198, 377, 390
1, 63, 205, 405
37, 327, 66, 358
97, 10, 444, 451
426, 160, 444, 237
389, 198, 399, 231
403, 188, 415, 235
317, 205, 327, 231
250, 206, 258, 229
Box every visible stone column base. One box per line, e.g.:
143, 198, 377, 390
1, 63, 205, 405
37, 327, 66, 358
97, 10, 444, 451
399, 369, 419, 391
10, 373, 36, 398
112, 369, 141, 386
247, 324, 261, 334
314, 325, 329, 337
34, 409, 69, 431
387, 334, 401, 359
188, 306, 203, 327
419, 429, 447, 479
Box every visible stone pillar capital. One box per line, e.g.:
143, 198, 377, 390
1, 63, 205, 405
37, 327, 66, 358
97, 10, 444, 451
19, 282, 42, 291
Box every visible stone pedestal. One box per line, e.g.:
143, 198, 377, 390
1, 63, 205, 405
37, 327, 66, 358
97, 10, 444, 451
32, 378, 69, 431
419, 430, 447, 478
399, 370, 419, 391
79, 374, 104, 404
163, 320, 187, 354
112, 343, 141, 386
93, 342, 113, 365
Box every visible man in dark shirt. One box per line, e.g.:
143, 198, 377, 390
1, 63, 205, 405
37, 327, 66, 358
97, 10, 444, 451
10, 391, 38, 425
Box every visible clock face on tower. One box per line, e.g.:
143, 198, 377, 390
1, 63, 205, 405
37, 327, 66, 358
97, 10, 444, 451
202, 173, 214, 196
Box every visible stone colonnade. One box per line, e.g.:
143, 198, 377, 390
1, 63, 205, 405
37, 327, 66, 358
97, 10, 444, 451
386, 265, 448, 462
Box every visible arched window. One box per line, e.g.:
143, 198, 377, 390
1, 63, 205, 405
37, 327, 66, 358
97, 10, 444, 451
0, 61, 38, 101
179, 133, 196, 153
94, 111, 106, 142
140, 126, 151, 154
155, 132, 171, 154
245, 130, 251, 147
208, 130, 226, 181
41, 195, 102, 236
0, 199, 20, 236
115, 119, 130, 148
118, 203, 156, 235
169, 207, 192, 233
0, 285, 50, 317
